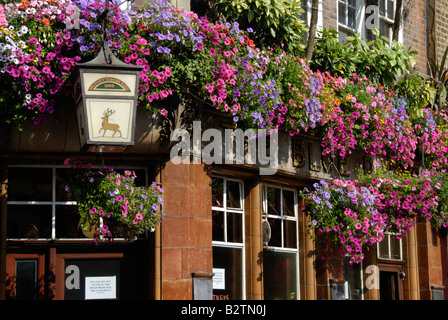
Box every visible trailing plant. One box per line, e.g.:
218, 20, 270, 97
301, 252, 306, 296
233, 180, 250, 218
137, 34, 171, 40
302, 165, 448, 264
301, 178, 388, 264
394, 72, 436, 121
62, 158, 165, 243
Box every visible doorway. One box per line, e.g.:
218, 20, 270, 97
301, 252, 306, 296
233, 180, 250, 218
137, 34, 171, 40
379, 265, 404, 300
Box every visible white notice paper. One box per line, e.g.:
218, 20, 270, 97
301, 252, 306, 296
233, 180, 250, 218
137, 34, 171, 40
212, 268, 225, 290
85, 276, 116, 300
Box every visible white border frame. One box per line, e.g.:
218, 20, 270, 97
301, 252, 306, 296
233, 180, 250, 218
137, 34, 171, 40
211, 176, 246, 300
262, 184, 300, 300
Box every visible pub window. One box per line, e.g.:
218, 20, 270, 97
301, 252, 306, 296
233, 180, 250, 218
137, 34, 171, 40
344, 257, 364, 300
338, 0, 359, 43
262, 185, 298, 300
366, 0, 395, 41
212, 177, 245, 300
7, 165, 147, 240
378, 232, 402, 260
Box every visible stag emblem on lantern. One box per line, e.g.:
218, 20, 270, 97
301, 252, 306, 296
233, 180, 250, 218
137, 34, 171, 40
99, 108, 122, 137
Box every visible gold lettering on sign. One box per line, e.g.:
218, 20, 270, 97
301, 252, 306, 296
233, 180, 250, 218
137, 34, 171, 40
89, 77, 130, 92
293, 138, 305, 167
308, 142, 321, 172
321, 148, 332, 173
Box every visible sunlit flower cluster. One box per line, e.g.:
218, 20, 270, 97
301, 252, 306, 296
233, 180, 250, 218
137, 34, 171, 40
303, 164, 448, 263
63, 158, 164, 243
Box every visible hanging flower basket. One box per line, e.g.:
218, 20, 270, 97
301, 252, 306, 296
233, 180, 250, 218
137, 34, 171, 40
301, 164, 448, 264
62, 158, 164, 243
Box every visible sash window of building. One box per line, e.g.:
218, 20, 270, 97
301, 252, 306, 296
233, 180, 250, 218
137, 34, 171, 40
338, 0, 359, 43
262, 185, 299, 300
338, 0, 397, 43
378, 232, 403, 260
6, 166, 147, 240
365, 0, 396, 41
212, 177, 245, 300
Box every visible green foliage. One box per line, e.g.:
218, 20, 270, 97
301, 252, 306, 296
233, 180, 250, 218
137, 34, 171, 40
426, 44, 448, 117
62, 158, 164, 243
210, 0, 308, 54
310, 29, 359, 77
310, 28, 417, 87
395, 72, 436, 121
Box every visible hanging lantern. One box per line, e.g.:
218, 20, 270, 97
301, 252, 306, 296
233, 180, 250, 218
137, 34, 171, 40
73, 42, 143, 152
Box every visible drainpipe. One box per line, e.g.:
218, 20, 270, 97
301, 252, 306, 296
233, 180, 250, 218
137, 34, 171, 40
427, 0, 435, 76
154, 163, 161, 300
0, 159, 7, 300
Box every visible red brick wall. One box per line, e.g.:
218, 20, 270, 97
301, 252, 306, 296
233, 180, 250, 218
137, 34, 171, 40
433, 0, 448, 69
401, 0, 429, 75
158, 159, 213, 300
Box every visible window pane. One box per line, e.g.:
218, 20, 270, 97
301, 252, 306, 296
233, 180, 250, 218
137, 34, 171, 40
267, 217, 282, 247
212, 210, 225, 241
387, 0, 394, 20
213, 246, 243, 300
15, 260, 37, 300
344, 257, 363, 300
284, 220, 297, 249
282, 190, 295, 217
379, 19, 386, 35
263, 250, 297, 300
7, 205, 52, 238
348, 0, 356, 6
8, 168, 52, 201
390, 236, 401, 260
266, 187, 281, 216
348, 6, 356, 29
226, 180, 241, 209
55, 168, 75, 201
378, 236, 389, 259
227, 212, 243, 243
338, 2, 346, 25
56, 206, 86, 238
379, 0, 385, 16
212, 178, 224, 208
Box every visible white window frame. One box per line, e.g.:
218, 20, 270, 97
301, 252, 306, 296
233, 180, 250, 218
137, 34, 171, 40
211, 176, 246, 299
262, 184, 300, 300
378, 0, 396, 40
338, 0, 364, 41
337, 0, 402, 43
377, 232, 403, 261
7, 164, 148, 241
262, 185, 299, 251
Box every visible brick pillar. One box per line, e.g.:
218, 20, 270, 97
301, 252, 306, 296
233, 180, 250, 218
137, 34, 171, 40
301, 213, 316, 300
416, 217, 443, 300
157, 159, 212, 300
245, 180, 263, 300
